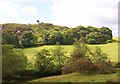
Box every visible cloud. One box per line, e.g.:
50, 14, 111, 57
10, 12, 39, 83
0, 0, 54, 2
0, 1, 20, 16
0, 0, 24, 2
51, 0, 119, 36
20, 6, 38, 15
51, 0, 118, 26
0, 1, 39, 24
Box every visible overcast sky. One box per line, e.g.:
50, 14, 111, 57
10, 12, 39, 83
0, 0, 119, 37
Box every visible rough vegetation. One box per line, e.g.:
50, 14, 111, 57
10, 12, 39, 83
62, 41, 116, 74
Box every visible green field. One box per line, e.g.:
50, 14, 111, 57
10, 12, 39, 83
28, 71, 118, 82
23, 42, 119, 63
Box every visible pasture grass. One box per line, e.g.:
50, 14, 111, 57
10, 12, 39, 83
28, 69, 119, 82
23, 42, 119, 63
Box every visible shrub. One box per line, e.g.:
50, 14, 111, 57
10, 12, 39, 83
85, 32, 107, 44
2, 32, 20, 47
90, 46, 109, 63
71, 41, 90, 60
106, 80, 118, 84
2, 45, 28, 80
62, 63, 75, 74
107, 40, 112, 43
115, 62, 120, 68
51, 43, 67, 71
90, 46, 116, 74
34, 46, 68, 76
95, 61, 116, 74
49, 30, 63, 44
63, 42, 116, 75
34, 49, 54, 73
62, 58, 97, 74
21, 31, 37, 47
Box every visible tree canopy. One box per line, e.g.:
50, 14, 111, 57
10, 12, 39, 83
2, 23, 113, 47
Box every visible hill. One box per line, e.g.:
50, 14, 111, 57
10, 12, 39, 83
27, 69, 119, 83
2, 23, 68, 37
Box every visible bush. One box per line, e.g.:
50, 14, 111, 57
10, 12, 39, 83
49, 30, 63, 44
90, 46, 116, 74
34, 49, 54, 73
95, 61, 116, 74
63, 43, 116, 75
21, 31, 37, 47
2, 32, 20, 47
2, 45, 28, 80
107, 40, 112, 43
71, 41, 90, 59
115, 62, 120, 68
62, 63, 75, 74
106, 80, 118, 84
62, 58, 97, 74
85, 32, 107, 44
90, 46, 109, 63
51, 43, 67, 71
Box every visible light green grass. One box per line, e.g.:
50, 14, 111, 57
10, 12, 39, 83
28, 70, 118, 82
23, 42, 119, 63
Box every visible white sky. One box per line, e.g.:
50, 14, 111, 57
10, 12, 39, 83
0, 0, 119, 37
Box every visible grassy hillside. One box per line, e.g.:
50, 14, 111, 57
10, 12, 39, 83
3, 23, 68, 37
27, 69, 119, 83
23, 42, 119, 64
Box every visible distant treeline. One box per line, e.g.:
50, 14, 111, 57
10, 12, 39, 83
2, 23, 112, 47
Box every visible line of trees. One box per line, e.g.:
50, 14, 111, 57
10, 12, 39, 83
42, 26, 112, 44
2, 23, 113, 48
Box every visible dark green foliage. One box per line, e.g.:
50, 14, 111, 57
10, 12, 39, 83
85, 26, 112, 44
51, 43, 67, 71
42, 30, 50, 44
49, 30, 63, 44
87, 26, 98, 32
62, 29, 74, 44
85, 32, 107, 44
42, 30, 63, 44
2, 23, 113, 45
107, 40, 112, 43
34, 49, 55, 73
2, 32, 20, 47
99, 27, 113, 40
2, 45, 28, 80
34, 45, 67, 76
72, 26, 86, 40
21, 31, 37, 47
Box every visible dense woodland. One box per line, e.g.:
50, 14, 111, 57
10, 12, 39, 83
2, 22, 112, 47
